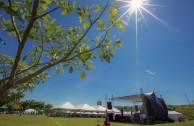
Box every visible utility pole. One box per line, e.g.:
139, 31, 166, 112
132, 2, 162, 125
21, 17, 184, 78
185, 94, 190, 105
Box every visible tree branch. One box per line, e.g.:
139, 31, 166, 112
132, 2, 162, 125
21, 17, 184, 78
8, 0, 22, 43
10, 0, 110, 88
36, 33, 44, 64
21, 0, 39, 44
66, 31, 108, 61
14, 31, 108, 85
64, 0, 110, 60
1, 0, 40, 95
0, 77, 9, 85
13, 36, 44, 78
36, 6, 60, 20
15, 61, 60, 85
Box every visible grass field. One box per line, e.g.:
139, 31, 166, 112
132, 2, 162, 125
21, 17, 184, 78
0, 114, 194, 126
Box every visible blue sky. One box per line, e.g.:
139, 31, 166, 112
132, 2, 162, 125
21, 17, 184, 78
1, 0, 194, 106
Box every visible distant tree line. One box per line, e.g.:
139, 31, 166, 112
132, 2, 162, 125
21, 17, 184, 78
5, 100, 53, 112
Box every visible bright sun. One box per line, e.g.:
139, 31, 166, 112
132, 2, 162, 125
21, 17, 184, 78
108, 0, 166, 33
117, 0, 149, 13
115, 0, 165, 25
130, 0, 144, 10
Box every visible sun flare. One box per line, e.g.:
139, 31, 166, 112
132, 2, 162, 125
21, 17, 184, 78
130, 0, 144, 10
117, 0, 166, 25
112, 0, 167, 89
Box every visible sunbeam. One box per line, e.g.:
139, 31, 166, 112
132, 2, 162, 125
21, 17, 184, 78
116, 0, 166, 92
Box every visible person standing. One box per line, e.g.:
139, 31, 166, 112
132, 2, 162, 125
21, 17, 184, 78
103, 118, 110, 126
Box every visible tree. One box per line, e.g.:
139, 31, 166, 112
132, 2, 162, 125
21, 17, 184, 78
45, 104, 53, 112
20, 100, 46, 110
0, 0, 125, 105
0, 54, 49, 106
7, 100, 22, 110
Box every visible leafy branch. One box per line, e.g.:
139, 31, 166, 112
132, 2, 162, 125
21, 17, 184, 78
8, 0, 21, 43
0, 0, 125, 105
14, 0, 110, 85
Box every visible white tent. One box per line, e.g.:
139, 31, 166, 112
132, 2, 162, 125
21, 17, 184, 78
168, 111, 183, 122
92, 105, 106, 112
24, 109, 36, 115
108, 107, 121, 113
76, 104, 97, 112
53, 102, 77, 110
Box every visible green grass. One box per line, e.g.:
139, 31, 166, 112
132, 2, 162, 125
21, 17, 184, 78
0, 114, 194, 126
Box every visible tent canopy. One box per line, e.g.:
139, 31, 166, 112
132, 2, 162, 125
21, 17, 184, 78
92, 105, 106, 112
0, 105, 8, 109
108, 107, 121, 113
25, 109, 36, 114
168, 111, 183, 121
53, 102, 77, 110
76, 104, 97, 112
168, 111, 182, 115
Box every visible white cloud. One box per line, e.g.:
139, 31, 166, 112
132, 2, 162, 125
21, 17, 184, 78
146, 70, 156, 75
146, 70, 157, 80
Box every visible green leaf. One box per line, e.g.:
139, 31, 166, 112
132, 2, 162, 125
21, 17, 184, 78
86, 5, 94, 11
96, 36, 101, 41
80, 71, 86, 80
86, 44, 90, 50
5, 26, 14, 32
50, 19, 56, 25
78, 7, 86, 17
73, 1, 76, 9
118, 41, 123, 47
109, 8, 118, 18
69, 66, 74, 73
84, 11, 90, 17
94, 8, 100, 14
112, 49, 116, 55
60, 63, 64, 73
97, 19, 103, 25
22, 55, 27, 61
79, 16, 82, 23
88, 60, 93, 63
117, 23, 126, 31
82, 21, 90, 30
116, 38, 123, 47
88, 64, 95, 69
56, 67, 60, 75
106, 56, 110, 63
97, 26, 102, 31
94, 5, 101, 14
45, 1, 51, 5
62, 9, 68, 15
63, 64, 69, 69
40, 4, 48, 10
